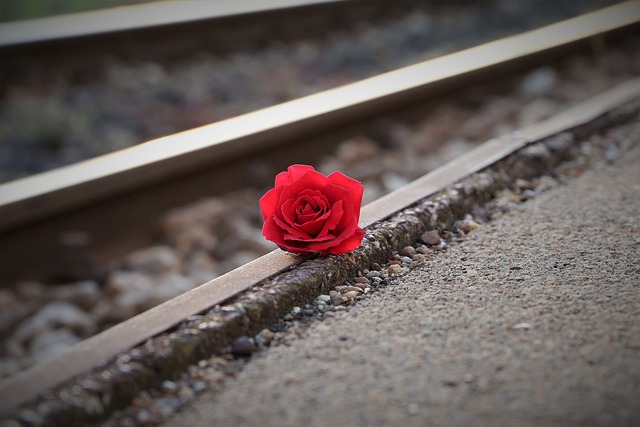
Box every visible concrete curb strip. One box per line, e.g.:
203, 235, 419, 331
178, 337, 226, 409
1, 81, 638, 424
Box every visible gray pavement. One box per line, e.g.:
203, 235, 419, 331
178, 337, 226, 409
165, 141, 640, 427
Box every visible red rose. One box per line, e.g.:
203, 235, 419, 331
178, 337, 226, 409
260, 164, 365, 255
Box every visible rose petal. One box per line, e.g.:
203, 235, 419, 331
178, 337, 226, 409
317, 200, 343, 236
276, 231, 336, 254
278, 170, 328, 204
275, 164, 316, 187
296, 209, 331, 237
326, 225, 364, 255
262, 216, 287, 247
281, 236, 335, 254
278, 198, 296, 228
292, 190, 329, 223
317, 183, 355, 232
282, 231, 335, 243
276, 242, 315, 255
273, 215, 309, 239
328, 171, 364, 219
281, 194, 328, 234
259, 186, 283, 221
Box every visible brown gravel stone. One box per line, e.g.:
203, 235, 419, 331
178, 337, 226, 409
420, 230, 441, 245
400, 246, 417, 257
230, 337, 255, 357
387, 264, 404, 275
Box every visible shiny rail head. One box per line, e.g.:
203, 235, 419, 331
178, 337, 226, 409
0, 0, 343, 47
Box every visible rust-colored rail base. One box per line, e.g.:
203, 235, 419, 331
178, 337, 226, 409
1, 78, 638, 425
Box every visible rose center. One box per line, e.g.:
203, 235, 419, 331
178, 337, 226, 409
295, 195, 326, 223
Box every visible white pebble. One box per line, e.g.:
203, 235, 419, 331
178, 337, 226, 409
316, 295, 331, 303
512, 322, 532, 330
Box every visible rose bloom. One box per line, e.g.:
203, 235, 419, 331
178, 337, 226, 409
259, 164, 365, 255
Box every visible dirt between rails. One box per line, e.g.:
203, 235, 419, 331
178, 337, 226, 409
0, 22, 638, 384
4, 95, 639, 426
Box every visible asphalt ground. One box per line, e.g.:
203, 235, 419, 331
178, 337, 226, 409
162, 135, 640, 426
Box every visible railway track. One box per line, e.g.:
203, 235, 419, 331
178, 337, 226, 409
0, 1, 639, 424
0, 0, 622, 184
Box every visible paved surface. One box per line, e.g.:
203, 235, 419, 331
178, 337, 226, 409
165, 141, 640, 427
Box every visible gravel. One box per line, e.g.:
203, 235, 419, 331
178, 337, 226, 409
1, 0, 638, 383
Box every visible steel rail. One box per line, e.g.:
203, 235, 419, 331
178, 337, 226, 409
0, 0, 343, 47
1, 44, 639, 424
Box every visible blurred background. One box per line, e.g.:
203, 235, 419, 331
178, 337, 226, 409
0, 0, 154, 22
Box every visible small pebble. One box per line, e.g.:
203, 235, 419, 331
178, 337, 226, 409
316, 294, 331, 303
401, 246, 416, 257
343, 291, 360, 299
332, 296, 347, 305
512, 322, 532, 330
192, 381, 207, 393
416, 245, 431, 254
387, 264, 403, 275
177, 386, 196, 402
136, 410, 152, 424
421, 230, 441, 245
231, 336, 255, 356
459, 219, 480, 234
335, 285, 363, 294
161, 380, 178, 395
355, 277, 370, 285
515, 178, 534, 190
255, 329, 275, 347
407, 403, 419, 415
